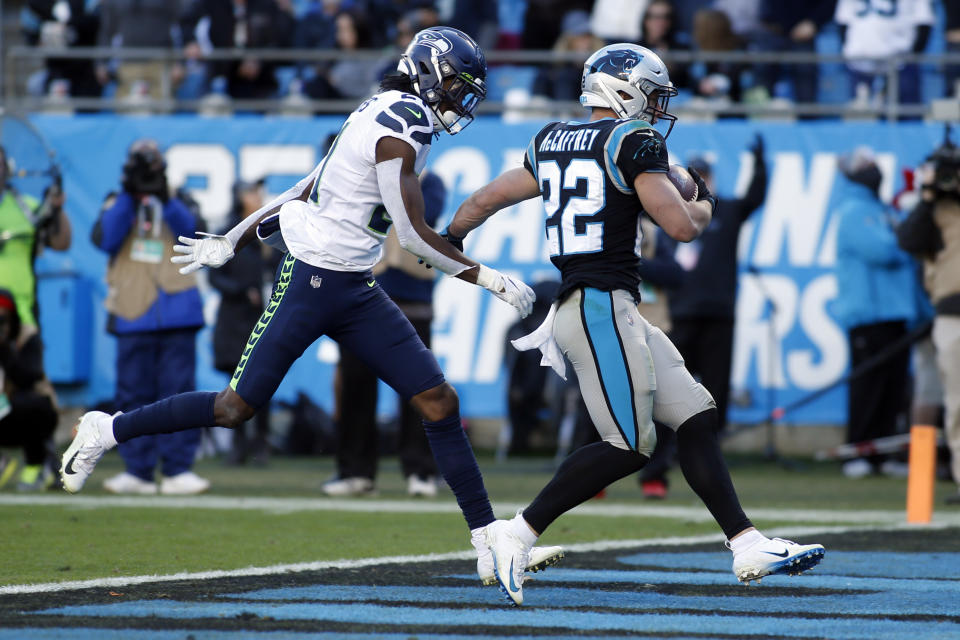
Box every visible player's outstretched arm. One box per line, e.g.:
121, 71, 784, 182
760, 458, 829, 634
635, 171, 713, 242
375, 137, 535, 317
171, 172, 317, 274
448, 168, 542, 239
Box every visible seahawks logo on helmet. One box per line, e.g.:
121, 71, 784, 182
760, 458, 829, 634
413, 30, 453, 55
589, 48, 645, 81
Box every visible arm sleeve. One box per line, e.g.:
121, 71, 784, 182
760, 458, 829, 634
223, 161, 324, 247
376, 158, 469, 277
92, 192, 137, 254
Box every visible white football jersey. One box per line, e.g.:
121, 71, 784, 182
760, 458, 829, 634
835, 0, 934, 72
279, 90, 435, 271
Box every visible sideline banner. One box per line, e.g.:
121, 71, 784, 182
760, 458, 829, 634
13, 114, 945, 424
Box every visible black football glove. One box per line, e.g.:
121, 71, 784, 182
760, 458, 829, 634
439, 226, 465, 252
687, 167, 718, 216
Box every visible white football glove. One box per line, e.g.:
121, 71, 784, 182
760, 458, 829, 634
476, 266, 536, 318
171, 232, 235, 274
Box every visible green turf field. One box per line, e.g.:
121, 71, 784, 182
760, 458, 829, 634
2, 449, 958, 588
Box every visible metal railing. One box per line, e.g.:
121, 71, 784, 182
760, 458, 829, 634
4, 45, 959, 120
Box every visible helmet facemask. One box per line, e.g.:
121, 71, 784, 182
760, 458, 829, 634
636, 79, 678, 138
429, 64, 486, 134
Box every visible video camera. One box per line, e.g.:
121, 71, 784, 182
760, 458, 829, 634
121, 141, 167, 198
927, 124, 960, 197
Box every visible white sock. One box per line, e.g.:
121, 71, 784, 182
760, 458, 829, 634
728, 529, 766, 554
510, 514, 538, 548
100, 415, 118, 449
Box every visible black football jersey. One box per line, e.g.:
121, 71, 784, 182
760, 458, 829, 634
522, 118, 669, 303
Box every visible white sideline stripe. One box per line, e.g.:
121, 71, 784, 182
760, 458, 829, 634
3, 494, 959, 526
0, 521, 950, 596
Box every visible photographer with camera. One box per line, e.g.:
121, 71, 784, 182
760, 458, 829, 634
897, 131, 960, 504
90, 139, 210, 495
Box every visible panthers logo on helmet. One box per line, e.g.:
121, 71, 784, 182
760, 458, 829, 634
414, 30, 453, 55
590, 49, 644, 81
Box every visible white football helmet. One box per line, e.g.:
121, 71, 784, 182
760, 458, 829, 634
580, 43, 678, 136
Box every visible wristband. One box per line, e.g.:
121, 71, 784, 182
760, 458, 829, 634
475, 264, 502, 292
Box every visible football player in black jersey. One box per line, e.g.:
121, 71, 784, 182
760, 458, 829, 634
447, 44, 824, 606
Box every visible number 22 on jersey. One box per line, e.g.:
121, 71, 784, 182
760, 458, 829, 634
539, 159, 605, 256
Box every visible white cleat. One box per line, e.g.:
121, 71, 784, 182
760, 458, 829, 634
484, 520, 530, 606
730, 537, 825, 584
60, 411, 115, 494
473, 528, 564, 586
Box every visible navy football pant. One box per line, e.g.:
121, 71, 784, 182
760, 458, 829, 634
232, 255, 444, 408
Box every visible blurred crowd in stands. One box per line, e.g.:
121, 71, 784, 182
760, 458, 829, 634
15, 0, 959, 113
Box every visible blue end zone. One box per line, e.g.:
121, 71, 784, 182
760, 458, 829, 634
19, 549, 960, 639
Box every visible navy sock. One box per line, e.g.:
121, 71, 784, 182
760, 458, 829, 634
113, 391, 218, 443
422, 415, 494, 530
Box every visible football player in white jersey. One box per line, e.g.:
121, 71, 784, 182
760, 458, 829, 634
59, 26, 564, 590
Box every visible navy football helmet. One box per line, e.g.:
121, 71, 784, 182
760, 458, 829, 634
398, 27, 487, 135
580, 43, 678, 137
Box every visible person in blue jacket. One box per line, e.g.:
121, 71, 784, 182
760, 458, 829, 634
90, 139, 210, 495
833, 146, 919, 478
